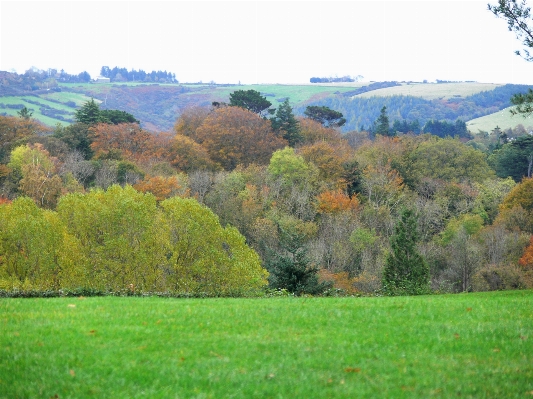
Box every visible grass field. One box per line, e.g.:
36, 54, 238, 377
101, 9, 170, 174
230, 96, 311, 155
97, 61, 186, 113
1, 290, 532, 398
467, 105, 533, 133
355, 82, 503, 100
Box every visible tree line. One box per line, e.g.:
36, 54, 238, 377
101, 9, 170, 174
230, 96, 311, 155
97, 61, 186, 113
99, 66, 178, 83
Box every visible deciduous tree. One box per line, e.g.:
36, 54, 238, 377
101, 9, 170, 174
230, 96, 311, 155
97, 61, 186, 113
195, 106, 286, 170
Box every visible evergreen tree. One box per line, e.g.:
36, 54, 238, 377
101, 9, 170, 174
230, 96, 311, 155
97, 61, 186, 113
382, 208, 430, 296
229, 89, 274, 117
74, 98, 103, 125
266, 222, 331, 296
271, 99, 302, 147
17, 106, 33, 120
304, 105, 346, 128
374, 106, 391, 136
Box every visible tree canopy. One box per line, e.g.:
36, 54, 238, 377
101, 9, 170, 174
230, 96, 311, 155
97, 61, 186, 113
304, 106, 346, 128
229, 89, 274, 117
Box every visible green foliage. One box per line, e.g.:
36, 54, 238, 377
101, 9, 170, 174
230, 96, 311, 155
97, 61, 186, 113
489, 135, 533, 181
17, 106, 33, 120
373, 106, 391, 136
229, 89, 274, 117
74, 98, 138, 126
382, 208, 430, 296
265, 216, 329, 295
74, 98, 103, 125
0, 185, 270, 295
439, 214, 484, 246
270, 99, 302, 146
408, 137, 494, 184
268, 147, 318, 187
304, 105, 346, 128
52, 122, 94, 159
0, 197, 83, 291
489, 0, 533, 62
99, 109, 140, 124
160, 196, 268, 296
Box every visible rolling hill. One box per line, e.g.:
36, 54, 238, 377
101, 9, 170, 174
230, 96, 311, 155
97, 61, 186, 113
1, 72, 533, 134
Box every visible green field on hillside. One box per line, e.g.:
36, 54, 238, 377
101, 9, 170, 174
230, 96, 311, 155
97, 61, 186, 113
1, 290, 531, 398
355, 82, 503, 100
467, 105, 533, 133
211, 84, 365, 104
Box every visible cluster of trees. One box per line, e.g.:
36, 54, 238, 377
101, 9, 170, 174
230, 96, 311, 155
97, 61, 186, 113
0, 188, 267, 295
0, 68, 92, 95
310, 76, 361, 83
1, 85, 533, 296
99, 66, 178, 83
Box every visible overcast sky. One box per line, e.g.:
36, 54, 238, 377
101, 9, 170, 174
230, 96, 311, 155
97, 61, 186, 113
1, 0, 533, 85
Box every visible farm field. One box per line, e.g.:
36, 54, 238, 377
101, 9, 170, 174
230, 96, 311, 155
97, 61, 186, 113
1, 290, 532, 398
355, 82, 503, 100
467, 105, 533, 133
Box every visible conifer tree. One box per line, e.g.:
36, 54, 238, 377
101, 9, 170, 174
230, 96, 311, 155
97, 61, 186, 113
271, 99, 302, 147
382, 208, 430, 295
374, 106, 392, 136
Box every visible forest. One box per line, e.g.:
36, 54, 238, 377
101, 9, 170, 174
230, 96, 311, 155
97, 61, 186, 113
0, 89, 533, 297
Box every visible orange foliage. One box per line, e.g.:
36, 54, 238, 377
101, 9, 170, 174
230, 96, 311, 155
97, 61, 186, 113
297, 117, 345, 146
497, 178, 533, 233
318, 269, 359, 294
519, 236, 533, 270
195, 107, 287, 170
0, 115, 50, 161
173, 106, 211, 140
170, 134, 217, 172
299, 141, 352, 184
316, 190, 359, 214
0, 196, 12, 205
133, 176, 186, 201
90, 123, 171, 164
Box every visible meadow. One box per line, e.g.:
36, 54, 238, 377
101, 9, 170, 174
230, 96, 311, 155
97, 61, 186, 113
355, 82, 503, 100
1, 290, 532, 398
467, 105, 533, 133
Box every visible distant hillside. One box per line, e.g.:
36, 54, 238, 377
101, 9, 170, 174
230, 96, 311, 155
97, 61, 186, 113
467, 105, 533, 133
1, 71, 532, 133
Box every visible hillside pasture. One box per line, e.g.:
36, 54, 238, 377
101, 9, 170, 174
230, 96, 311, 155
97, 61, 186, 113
355, 82, 503, 100
211, 83, 364, 105
0, 96, 73, 126
467, 105, 533, 133
1, 290, 531, 398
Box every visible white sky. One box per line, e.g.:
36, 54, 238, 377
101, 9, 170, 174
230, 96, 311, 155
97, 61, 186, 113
1, 0, 533, 85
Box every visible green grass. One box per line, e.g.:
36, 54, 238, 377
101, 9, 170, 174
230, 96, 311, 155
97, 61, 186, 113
467, 105, 533, 133
211, 84, 363, 104
355, 82, 503, 100
40, 91, 94, 107
1, 290, 532, 398
0, 96, 72, 127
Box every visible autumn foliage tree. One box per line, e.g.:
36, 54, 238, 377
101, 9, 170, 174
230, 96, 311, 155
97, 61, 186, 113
0, 115, 49, 163
90, 123, 170, 165
194, 106, 287, 170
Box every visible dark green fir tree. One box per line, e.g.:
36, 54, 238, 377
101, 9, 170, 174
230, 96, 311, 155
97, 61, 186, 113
382, 208, 430, 296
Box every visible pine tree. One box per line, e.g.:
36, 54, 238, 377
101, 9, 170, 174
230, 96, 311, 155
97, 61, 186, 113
374, 106, 392, 136
74, 98, 103, 125
266, 221, 331, 296
382, 208, 430, 295
271, 99, 302, 147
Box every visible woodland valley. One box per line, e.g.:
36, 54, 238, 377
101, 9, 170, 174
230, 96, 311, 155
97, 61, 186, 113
1, 66, 533, 297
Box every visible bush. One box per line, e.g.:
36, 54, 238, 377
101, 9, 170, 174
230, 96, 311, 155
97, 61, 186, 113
471, 263, 528, 291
